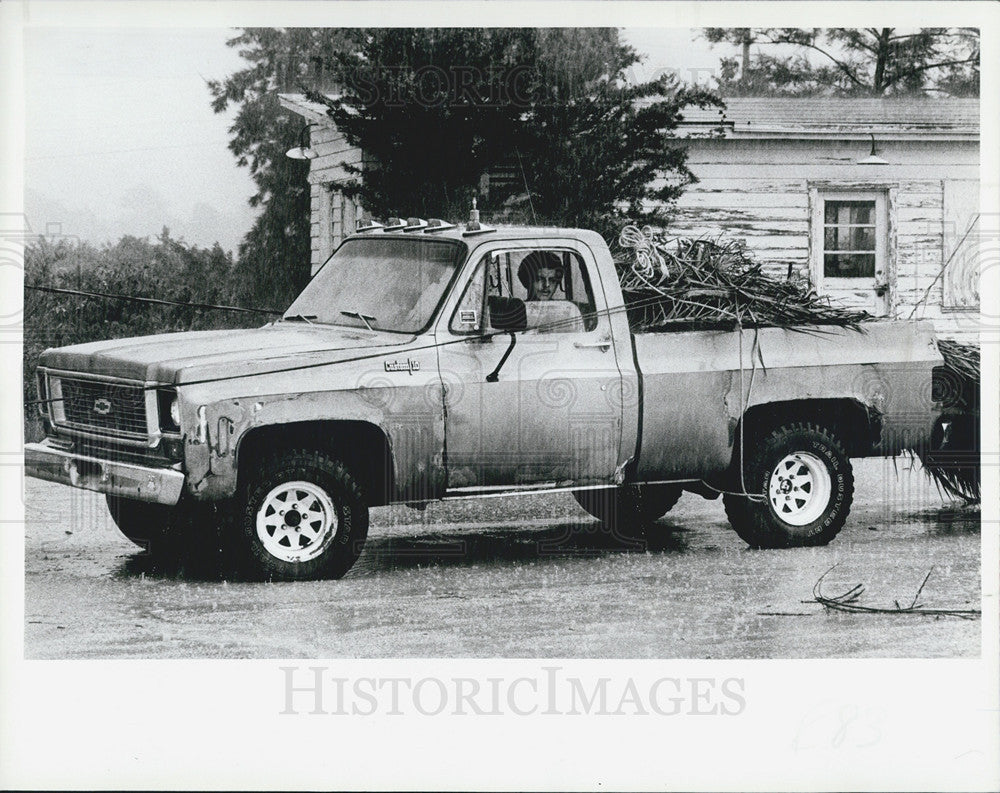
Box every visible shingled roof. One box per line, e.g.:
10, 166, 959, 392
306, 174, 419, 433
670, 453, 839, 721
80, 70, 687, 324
283, 92, 980, 140
679, 97, 979, 138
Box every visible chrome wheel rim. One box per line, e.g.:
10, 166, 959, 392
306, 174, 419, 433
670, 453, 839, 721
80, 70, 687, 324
256, 480, 338, 563
768, 452, 832, 527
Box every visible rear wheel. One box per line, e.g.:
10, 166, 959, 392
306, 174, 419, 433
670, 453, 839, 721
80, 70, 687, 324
724, 422, 853, 548
236, 449, 368, 580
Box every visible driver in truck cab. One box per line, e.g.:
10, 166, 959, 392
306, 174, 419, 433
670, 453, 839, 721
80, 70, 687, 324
518, 250, 565, 301
516, 250, 585, 333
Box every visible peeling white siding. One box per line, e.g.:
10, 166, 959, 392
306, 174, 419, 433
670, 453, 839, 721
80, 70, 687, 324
307, 125, 363, 274
666, 136, 980, 341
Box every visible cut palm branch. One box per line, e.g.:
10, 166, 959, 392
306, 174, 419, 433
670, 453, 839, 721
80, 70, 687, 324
812, 565, 980, 620
613, 225, 981, 504
613, 225, 873, 331
917, 340, 980, 503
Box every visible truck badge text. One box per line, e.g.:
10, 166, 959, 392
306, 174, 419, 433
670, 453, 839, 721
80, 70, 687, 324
384, 358, 420, 375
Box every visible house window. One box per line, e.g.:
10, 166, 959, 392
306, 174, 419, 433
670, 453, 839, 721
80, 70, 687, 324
823, 200, 877, 278
810, 189, 890, 316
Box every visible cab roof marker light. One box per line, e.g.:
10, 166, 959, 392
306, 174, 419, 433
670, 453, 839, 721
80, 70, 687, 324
424, 219, 456, 233
403, 217, 429, 232
355, 217, 385, 233
382, 217, 407, 231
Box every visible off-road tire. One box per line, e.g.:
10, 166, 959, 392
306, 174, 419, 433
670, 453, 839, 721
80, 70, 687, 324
236, 449, 368, 581
723, 422, 853, 549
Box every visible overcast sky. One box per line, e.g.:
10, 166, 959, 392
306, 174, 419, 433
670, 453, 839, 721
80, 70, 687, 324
25, 28, 255, 253
24, 28, 725, 254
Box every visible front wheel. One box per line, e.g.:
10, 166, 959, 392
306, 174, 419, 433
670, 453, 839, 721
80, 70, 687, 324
236, 450, 368, 580
724, 423, 853, 548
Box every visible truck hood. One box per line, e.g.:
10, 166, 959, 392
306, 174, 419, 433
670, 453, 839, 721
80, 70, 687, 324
39, 323, 416, 384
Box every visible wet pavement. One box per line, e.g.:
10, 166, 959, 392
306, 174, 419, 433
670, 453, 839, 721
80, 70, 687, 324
23, 458, 981, 658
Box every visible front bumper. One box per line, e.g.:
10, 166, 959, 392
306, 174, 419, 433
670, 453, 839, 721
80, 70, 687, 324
24, 439, 185, 506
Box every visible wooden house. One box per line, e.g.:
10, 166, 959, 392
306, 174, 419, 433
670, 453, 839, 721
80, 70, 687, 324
280, 94, 980, 340
671, 97, 980, 341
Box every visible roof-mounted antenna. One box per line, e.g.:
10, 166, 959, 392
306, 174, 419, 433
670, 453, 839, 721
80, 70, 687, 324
514, 147, 536, 224
464, 197, 494, 237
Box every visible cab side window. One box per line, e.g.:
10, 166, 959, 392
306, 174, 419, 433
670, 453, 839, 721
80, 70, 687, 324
450, 249, 597, 334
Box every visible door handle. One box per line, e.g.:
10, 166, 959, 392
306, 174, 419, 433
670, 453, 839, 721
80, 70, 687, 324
574, 337, 612, 352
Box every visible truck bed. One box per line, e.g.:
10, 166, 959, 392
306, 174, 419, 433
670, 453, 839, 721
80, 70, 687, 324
630, 320, 942, 482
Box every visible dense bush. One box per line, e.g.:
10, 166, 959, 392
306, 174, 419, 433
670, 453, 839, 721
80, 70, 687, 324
22, 230, 272, 440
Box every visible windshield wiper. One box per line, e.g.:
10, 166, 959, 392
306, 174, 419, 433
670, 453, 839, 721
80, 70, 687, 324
283, 314, 317, 325
340, 310, 378, 331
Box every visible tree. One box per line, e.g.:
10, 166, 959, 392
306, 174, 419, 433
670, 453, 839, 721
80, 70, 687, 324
207, 28, 361, 309
306, 28, 720, 239
932, 28, 980, 96
514, 29, 721, 239
304, 28, 537, 221
704, 28, 980, 97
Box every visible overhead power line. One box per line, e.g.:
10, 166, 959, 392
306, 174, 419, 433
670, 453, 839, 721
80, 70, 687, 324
25, 284, 282, 316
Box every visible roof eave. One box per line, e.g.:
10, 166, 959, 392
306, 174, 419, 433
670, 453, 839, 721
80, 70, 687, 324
278, 93, 335, 125
681, 127, 978, 142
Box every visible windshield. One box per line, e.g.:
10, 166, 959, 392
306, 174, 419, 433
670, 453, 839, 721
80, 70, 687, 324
283, 237, 465, 333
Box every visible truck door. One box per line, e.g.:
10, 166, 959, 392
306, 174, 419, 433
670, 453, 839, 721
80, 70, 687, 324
435, 240, 624, 491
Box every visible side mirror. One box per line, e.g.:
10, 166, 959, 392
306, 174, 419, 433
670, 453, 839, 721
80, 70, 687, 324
487, 296, 527, 331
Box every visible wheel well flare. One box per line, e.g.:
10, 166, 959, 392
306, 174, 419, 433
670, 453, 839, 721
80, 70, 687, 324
236, 421, 395, 506
736, 399, 879, 459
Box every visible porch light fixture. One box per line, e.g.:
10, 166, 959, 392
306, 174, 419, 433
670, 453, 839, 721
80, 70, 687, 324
857, 133, 889, 165
286, 122, 319, 160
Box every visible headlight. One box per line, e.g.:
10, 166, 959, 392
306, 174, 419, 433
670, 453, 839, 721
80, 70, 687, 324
157, 389, 181, 432
36, 371, 49, 417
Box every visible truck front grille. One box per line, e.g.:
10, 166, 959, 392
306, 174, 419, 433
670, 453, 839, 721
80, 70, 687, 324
54, 375, 149, 438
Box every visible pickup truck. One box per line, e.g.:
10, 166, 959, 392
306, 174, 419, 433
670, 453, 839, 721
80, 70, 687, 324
26, 219, 945, 580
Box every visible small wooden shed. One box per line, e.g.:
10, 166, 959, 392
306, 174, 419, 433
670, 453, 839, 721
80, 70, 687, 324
671, 97, 980, 340
280, 94, 980, 340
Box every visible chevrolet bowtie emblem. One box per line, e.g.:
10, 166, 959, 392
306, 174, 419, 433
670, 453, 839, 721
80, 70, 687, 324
384, 358, 420, 375
93, 397, 112, 415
